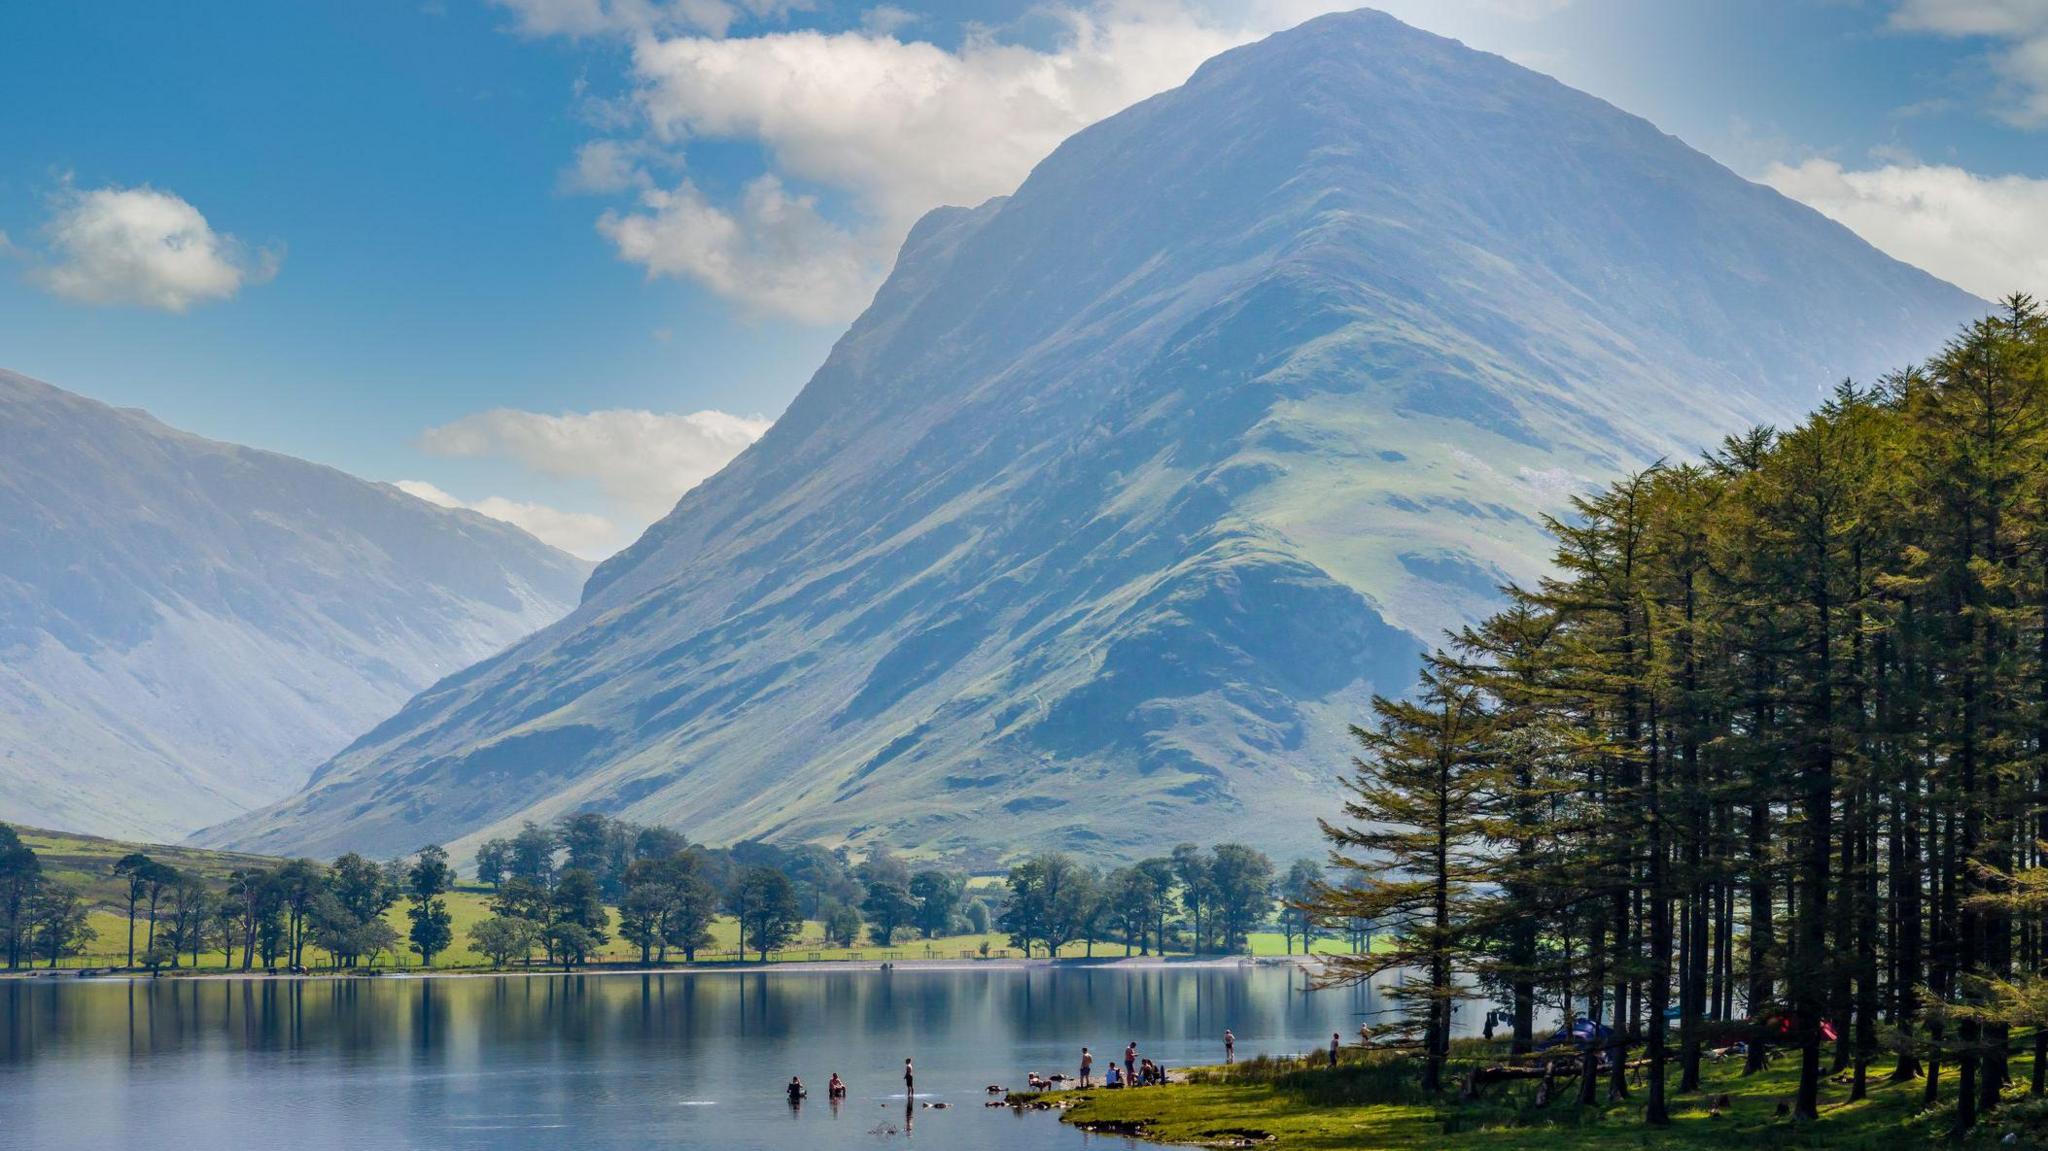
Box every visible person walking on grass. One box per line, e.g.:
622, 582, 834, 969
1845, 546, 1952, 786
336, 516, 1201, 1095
1080, 1047, 1093, 1088
1329, 1032, 1341, 1068
1224, 1029, 1235, 1064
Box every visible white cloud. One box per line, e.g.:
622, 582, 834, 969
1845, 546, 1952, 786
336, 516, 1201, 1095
1893, 0, 2048, 124
417, 406, 772, 523
561, 139, 656, 194
599, 175, 884, 322
627, 14, 1241, 225
595, 11, 1242, 321
1762, 158, 2048, 300
34, 185, 278, 312
395, 479, 620, 557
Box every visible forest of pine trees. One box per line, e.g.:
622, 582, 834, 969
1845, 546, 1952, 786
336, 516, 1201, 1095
1310, 298, 2048, 1134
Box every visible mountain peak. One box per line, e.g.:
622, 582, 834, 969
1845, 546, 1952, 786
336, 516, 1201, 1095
213, 10, 1983, 863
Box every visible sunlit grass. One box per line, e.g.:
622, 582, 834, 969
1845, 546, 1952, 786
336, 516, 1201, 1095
1056, 1042, 1996, 1150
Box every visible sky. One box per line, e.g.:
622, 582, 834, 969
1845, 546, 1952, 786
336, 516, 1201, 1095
3, 0, 2046, 558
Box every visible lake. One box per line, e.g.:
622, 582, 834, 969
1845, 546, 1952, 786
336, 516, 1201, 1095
1, 963, 1459, 1150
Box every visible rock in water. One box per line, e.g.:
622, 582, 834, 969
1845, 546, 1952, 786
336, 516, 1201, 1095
208, 9, 1982, 860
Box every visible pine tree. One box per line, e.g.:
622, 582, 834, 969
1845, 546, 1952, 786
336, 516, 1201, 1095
1310, 662, 1504, 1092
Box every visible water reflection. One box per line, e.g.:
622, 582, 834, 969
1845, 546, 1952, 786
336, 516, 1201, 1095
2, 965, 1483, 1150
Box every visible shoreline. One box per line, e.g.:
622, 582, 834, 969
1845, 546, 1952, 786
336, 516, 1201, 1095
4, 954, 1317, 985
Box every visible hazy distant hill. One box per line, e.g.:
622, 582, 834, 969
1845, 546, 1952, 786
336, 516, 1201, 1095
214, 9, 1983, 862
0, 370, 590, 839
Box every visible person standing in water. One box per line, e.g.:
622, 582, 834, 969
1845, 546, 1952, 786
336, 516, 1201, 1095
1224, 1029, 1235, 1064
903, 1057, 915, 1096
1079, 1047, 1094, 1088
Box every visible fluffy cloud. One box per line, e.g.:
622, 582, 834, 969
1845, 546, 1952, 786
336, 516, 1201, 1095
417, 406, 772, 522
1893, 0, 2048, 124
1762, 159, 2048, 300
34, 185, 278, 312
629, 14, 1241, 223
599, 176, 884, 322
594, 9, 1244, 321
395, 480, 620, 557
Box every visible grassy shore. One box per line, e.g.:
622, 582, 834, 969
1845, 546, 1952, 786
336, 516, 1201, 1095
1046, 1042, 2048, 1149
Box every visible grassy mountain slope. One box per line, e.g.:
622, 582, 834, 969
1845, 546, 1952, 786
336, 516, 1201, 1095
0, 372, 591, 838
212, 9, 1983, 863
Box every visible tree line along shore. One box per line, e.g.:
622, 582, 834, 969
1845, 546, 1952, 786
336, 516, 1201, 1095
0, 818, 1367, 975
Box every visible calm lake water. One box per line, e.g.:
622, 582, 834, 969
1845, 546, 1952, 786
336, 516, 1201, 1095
1, 963, 1453, 1150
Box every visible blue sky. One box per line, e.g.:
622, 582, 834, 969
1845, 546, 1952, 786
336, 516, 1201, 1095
3, 0, 2045, 556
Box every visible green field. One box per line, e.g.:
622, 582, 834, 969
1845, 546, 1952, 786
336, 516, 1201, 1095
1049, 1042, 2037, 1150
20, 825, 280, 905
1245, 932, 1366, 958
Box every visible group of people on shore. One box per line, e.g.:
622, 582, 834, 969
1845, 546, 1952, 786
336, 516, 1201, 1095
1072, 1042, 1172, 1089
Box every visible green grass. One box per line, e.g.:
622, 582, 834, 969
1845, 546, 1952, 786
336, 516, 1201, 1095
1245, 932, 1375, 958
19, 825, 279, 908
1051, 1042, 2044, 1150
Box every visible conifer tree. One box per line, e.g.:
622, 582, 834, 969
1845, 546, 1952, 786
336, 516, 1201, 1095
1311, 662, 1503, 1092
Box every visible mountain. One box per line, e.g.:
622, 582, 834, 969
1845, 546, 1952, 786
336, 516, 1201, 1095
0, 370, 591, 839
210, 9, 1984, 863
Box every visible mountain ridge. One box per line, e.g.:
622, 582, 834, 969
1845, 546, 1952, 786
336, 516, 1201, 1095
209, 9, 1985, 863
0, 369, 592, 839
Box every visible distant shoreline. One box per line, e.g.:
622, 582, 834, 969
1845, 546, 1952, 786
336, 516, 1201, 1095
6, 954, 1319, 985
